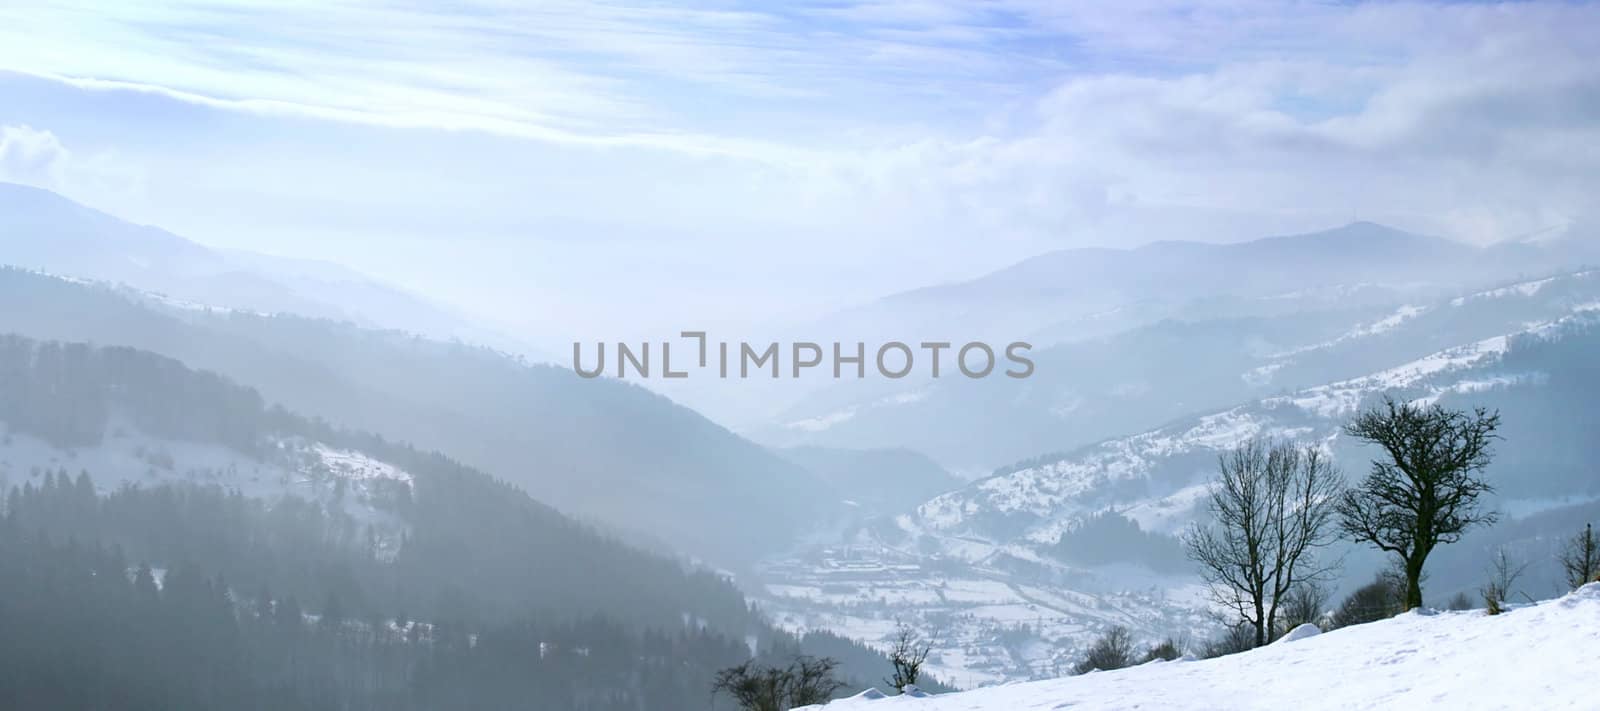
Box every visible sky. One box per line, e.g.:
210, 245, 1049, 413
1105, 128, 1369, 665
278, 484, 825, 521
0, 0, 1597, 343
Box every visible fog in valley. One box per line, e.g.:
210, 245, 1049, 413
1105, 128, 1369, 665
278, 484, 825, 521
2, 2, 1598, 710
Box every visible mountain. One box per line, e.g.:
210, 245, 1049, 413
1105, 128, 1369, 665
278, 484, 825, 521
799, 584, 1600, 710
765, 268, 1600, 472
758, 269, 1600, 684
816, 223, 1489, 347
0, 334, 786, 709
910, 274, 1600, 551
0, 267, 834, 564
0, 181, 528, 354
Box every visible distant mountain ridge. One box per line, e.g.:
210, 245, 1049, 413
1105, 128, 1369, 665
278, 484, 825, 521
762, 221, 1600, 472
813, 221, 1593, 351
0, 181, 533, 355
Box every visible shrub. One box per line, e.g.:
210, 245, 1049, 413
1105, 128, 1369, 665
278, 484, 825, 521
1073, 626, 1135, 674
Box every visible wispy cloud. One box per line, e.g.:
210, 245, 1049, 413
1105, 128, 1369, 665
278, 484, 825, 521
0, 1, 1595, 335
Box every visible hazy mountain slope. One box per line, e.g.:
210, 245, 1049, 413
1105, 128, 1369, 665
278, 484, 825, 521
0, 268, 833, 563
815, 222, 1558, 349
0, 182, 522, 352
0, 334, 919, 709
0, 333, 759, 632
777, 445, 963, 513
769, 269, 1600, 472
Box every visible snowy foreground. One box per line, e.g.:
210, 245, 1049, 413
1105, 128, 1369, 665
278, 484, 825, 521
802, 584, 1600, 710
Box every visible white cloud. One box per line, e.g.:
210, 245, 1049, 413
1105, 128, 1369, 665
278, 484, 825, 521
0, 1, 1595, 338
0, 124, 70, 188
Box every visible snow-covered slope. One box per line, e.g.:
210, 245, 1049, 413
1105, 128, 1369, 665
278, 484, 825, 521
0, 419, 413, 558
912, 297, 1600, 553
803, 584, 1600, 710
766, 268, 1600, 472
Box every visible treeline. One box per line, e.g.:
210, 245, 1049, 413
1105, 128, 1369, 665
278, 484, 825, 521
1049, 511, 1187, 572
0, 335, 754, 633
0, 498, 757, 710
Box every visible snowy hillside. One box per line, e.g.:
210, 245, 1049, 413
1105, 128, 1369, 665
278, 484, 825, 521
760, 271, 1600, 685
766, 268, 1600, 472
912, 294, 1600, 552
0, 420, 413, 558
803, 584, 1600, 710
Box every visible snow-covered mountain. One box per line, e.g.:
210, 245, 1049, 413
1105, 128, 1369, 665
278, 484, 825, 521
759, 269, 1600, 685
909, 273, 1600, 552
801, 583, 1600, 710
764, 268, 1600, 472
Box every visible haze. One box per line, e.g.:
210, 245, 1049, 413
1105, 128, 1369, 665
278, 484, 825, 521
2, 0, 1597, 349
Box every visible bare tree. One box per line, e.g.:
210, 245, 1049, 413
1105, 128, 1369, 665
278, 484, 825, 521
884, 621, 931, 693
1558, 522, 1600, 590
1200, 623, 1257, 659
1337, 396, 1500, 610
1480, 547, 1528, 615
1073, 626, 1135, 674
1444, 590, 1476, 611
711, 660, 786, 711
1185, 439, 1343, 647
712, 656, 845, 711
788, 656, 847, 707
1328, 569, 1405, 629
1276, 580, 1330, 635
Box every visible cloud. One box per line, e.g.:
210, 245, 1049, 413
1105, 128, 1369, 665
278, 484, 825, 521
0, 123, 143, 204
0, 124, 71, 188
0, 1, 1595, 339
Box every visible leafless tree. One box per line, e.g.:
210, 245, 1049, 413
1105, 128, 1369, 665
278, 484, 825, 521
1558, 522, 1600, 590
1073, 626, 1135, 674
1185, 439, 1343, 647
1337, 396, 1500, 610
712, 656, 845, 711
1480, 547, 1528, 615
1276, 580, 1330, 635
711, 660, 785, 711
884, 621, 931, 693
788, 656, 847, 707
1201, 623, 1257, 659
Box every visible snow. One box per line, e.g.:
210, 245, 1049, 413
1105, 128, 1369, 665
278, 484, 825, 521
1274, 622, 1320, 643
801, 584, 1600, 710
0, 420, 413, 558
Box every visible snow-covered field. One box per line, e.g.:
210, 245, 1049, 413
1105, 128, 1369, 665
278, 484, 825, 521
803, 584, 1600, 710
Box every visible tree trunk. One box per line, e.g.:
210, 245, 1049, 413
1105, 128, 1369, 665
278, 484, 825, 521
1253, 597, 1267, 647
1404, 557, 1425, 610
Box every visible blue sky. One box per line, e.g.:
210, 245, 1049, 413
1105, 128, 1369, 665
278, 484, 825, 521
0, 1, 1596, 340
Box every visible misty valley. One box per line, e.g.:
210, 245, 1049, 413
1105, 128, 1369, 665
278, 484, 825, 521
2, 6, 1598, 708
3, 181, 1599, 709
